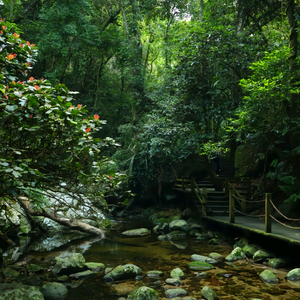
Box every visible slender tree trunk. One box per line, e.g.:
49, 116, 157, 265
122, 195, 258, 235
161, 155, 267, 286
18, 197, 105, 237
199, 0, 203, 22
286, 0, 300, 175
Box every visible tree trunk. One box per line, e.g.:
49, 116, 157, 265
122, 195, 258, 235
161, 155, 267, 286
286, 0, 300, 176
18, 197, 105, 238
199, 0, 204, 22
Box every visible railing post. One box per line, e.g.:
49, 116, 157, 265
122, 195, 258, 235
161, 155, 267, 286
202, 187, 207, 217
229, 187, 235, 223
182, 178, 184, 190
241, 195, 246, 213
265, 193, 272, 233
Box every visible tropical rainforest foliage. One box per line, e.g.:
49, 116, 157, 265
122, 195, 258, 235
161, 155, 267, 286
1, 0, 300, 206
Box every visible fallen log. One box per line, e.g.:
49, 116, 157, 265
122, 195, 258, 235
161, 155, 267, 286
17, 196, 105, 238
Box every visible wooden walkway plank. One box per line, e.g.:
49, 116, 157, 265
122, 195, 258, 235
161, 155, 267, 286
204, 215, 300, 245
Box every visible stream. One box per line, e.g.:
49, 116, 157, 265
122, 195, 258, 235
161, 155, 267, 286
19, 218, 300, 299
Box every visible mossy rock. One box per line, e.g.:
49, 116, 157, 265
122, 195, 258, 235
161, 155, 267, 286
188, 261, 215, 271
287, 268, 300, 281
165, 288, 188, 298
201, 286, 219, 300
242, 244, 260, 258
52, 253, 85, 275
170, 267, 185, 279
268, 258, 286, 269
85, 262, 105, 271
234, 237, 249, 249
128, 286, 159, 300
103, 264, 142, 282
40, 282, 68, 300
259, 269, 279, 284
165, 277, 182, 286
209, 253, 224, 263
121, 228, 150, 236
26, 264, 43, 273
253, 250, 273, 262
225, 247, 246, 262
147, 270, 163, 277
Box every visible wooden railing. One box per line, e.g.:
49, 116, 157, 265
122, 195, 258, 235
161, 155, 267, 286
173, 177, 207, 217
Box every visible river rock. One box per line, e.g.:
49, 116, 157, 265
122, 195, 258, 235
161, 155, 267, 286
40, 282, 68, 300
85, 262, 105, 271
197, 272, 211, 278
259, 269, 279, 284
128, 286, 159, 300
69, 270, 94, 280
2, 267, 19, 279
201, 286, 219, 300
170, 267, 185, 279
169, 220, 190, 233
147, 270, 163, 277
225, 247, 246, 262
165, 278, 182, 286
191, 254, 218, 264
122, 228, 150, 236
170, 239, 189, 249
0, 285, 44, 300
26, 263, 44, 273
243, 244, 260, 257
287, 268, 300, 281
188, 261, 215, 271
268, 258, 286, 269
209, 252, 224, 263
165, 288, 188, 298
103, 264, 142, 282
253, 250, 273, 262
52, 253, 85, 275
234, 237, 249, 249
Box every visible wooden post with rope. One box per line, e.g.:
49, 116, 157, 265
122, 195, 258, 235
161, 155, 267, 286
265, 193, 272, 233
229, 187, 235, 223
202, 187, 207, 217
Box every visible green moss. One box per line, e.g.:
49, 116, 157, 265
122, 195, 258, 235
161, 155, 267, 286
99, 219, 112, 228
188, 261, 215, 271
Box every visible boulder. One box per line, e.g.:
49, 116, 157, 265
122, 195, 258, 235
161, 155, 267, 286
201, 286, 219, 300
0, 285, 44, 300
40, 282, 68, 300
84, 262, 105, 271
287, 268, 300, 281
225, 247, 246, 262
103, 264, 142, 282
128, 286, 159, 300
268, 258, 286, 269
209, 253, 224, 263
191, 254, 218, 264
165, 278, 182, 286
169, 220, 190, 233
170, 267, 185, 279
52, 253, 85, 275
165, 288, 188, 298
188, 261, 215, 271
259, 269, 279, 284
242, 244, 260, 258
253, 250, 273, 262
121, 228, 150, 237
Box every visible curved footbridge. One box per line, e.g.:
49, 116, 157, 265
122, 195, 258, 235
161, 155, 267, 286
174, 177, 300, 246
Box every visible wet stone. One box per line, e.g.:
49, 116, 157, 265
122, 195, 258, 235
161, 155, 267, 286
165, 277, 182, 286
188, 261, 215, 271
165, 288, 188, 298
170, 267, 185, 279
196, 272, 211, 279
147, 270, 163, 277
69, 270, 94, 280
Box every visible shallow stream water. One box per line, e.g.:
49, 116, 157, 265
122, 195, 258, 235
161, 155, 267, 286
24, 218, 300, 300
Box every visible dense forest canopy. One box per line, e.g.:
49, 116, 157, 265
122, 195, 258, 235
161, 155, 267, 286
1, 0, 300, 206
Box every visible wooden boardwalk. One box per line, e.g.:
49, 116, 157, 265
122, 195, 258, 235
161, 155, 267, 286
204, 215, 300, 246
